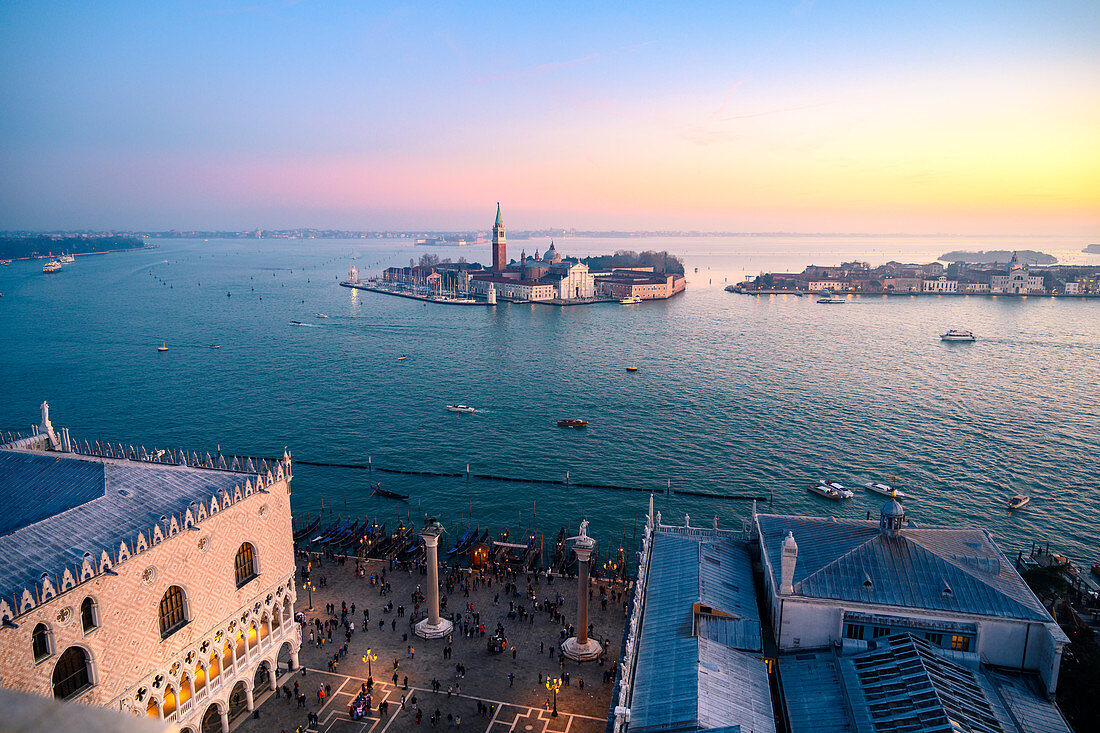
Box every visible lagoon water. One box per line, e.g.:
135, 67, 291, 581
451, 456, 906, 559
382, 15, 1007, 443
1, 235, 1098, 568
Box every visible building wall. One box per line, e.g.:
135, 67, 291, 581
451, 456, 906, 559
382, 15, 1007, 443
0, 464, 301, 733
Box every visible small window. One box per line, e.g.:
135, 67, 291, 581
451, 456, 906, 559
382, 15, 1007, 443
53, 646, 92, 699
844, 623, 865, 640
159, 586, 188, 638
950, 635, 970, 652
80, 597, 98, 634
234, 543, 258, 587
32, 623, 52, 662
872, 626, 891, 638
926, 633, 943, 646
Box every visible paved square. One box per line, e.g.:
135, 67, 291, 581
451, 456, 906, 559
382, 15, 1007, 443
234, 554, 628, 733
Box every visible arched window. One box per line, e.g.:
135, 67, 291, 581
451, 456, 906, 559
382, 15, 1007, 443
52, 646, 92, 699
159, 586, 188, 638
80, 597, 98, 634
234, 543, 258, 587
32, 623, 52, 662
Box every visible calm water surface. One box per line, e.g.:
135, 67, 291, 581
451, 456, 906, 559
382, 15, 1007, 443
1, 236, 1097, 569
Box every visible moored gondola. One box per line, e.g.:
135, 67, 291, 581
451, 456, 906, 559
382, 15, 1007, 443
293, 516, 322, 542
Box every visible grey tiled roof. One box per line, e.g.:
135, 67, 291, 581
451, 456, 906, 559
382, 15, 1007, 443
629, 529, 772, 733
757, 514, 1051, 622
0, 449, 254, 614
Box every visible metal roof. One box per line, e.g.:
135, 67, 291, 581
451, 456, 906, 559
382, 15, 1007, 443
779, 634, 1071, 733
756, 514, 1051, 622
629, 529, 772, 733
0, 450, 250, 610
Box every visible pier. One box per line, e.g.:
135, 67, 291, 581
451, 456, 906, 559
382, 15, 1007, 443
340, 281, 495, 306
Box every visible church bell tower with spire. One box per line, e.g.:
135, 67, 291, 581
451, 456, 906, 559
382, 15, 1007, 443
491, 202, 507, 272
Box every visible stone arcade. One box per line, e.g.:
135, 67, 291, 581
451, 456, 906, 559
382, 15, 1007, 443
0, 403, 303, 733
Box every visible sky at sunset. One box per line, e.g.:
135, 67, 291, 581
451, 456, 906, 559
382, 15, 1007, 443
1, 1, 1097, 234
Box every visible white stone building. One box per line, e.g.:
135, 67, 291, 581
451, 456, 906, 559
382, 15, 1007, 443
922, 276, 958, 293
0, 404, 301, 733
991, 253, 1046, 294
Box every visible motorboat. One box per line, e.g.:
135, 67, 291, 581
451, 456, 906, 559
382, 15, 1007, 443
447, 404, 476, 413
620, 296, 642, 305
808, 483, 852, 500
817, 295, 846, 303
58, 254, 74, 264
315, 313, 329, 318
864, 481, 908, 499
941, 329, 976, 342
290, 320, 304, 326
817, 479, 854, 498
157, 342, 168, 352
397, 354, 407, 360
1008, 495, 1030, 510
626, 362, 638, 372
210, 344, 220, 349
42, 260, 62, 273
557, 418, 588, 428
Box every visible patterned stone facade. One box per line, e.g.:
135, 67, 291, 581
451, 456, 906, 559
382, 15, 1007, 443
0, 441, 301, 733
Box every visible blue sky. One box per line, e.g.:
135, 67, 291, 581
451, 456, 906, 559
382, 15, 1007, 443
1, 1, 1097, 232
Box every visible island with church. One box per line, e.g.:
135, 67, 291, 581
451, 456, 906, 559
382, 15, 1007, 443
340, 204, 687, 305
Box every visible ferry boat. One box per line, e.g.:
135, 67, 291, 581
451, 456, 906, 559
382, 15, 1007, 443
808, 482, 853, 500
447, 404, 476, 413
941, 329, 976, 342
42, 260, 62, 273
864, 481, 908, 499
1008, 494, 1030, 510
57, 254, 75, 264
1, 259, 13, 266
619, 296, 642, 305
557, 418, 588, 428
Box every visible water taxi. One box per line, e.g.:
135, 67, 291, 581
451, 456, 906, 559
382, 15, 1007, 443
626, 362, 638, 372
808, 482, 852, 500
557, 419, 588, 428
941, 329, 976, 342
1008, 494, 1030, 510
42, 260, 62, 273
620, 296, 642, 305
290, 320, 304, 326
447, 404, 476, 413
864, 481, 908, 499
157, 343, 168, 352
817, 295, 846, 303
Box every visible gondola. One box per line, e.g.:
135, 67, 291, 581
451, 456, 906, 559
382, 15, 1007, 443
371, 483, 409, 501
447, 529, 471, 556
312, 517, 347, 544
326, 519, 362, 546
293, 516, 322, 542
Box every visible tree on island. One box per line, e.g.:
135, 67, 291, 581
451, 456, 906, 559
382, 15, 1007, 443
581, 250, 685, 275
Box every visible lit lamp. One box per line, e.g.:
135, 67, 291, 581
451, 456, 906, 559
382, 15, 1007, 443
303, 581, 316, 611
362, 649, 377, 677
546, 676, 562, 717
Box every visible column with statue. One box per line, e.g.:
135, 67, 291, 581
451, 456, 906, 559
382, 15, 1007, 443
414, 519, 454, 639
561, 520, 603, 661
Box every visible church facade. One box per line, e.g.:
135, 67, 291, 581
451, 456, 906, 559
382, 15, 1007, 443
991, 252, 1046, 294
0, 404, 302, 733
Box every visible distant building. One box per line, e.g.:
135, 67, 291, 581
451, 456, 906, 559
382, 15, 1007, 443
1063, 281, 1080, 295
491, 202, 507, 273
594, 271, 686, 300
991, 252, 1045, 294
922, 276, 958, 293
883, 277, 923, 293
0, 403, 301, 733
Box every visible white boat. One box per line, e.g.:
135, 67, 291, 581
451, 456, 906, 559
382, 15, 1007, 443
941, 329, 976, 342
620, 296, 642, 305
817, 295, 846, 303
57, 254, 74, 264
315, 313, 329, 318
447, 404, 475, 413
1008, 495, 1030, 510
42, 260, 62, 273
864, 481, 908, 499
808, 482, 853, 500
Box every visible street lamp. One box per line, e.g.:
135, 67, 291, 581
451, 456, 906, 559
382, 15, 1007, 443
546, 676, 562, 717
362, 649, 377, 678
303, 581, 316, 611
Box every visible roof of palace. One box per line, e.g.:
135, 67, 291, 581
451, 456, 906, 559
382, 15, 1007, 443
629, 527, 773, 733
0, 442, 290, 622
779, 633, 1072, 733
756, 513, 1052, 622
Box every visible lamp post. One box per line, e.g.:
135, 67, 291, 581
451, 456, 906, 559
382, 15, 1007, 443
303, 581, 316, 612
546, 676, 562, 717
362, 649, 377, 678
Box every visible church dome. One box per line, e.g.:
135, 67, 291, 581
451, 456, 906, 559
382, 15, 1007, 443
545, 241, 561, 262
882, 498, 904, 517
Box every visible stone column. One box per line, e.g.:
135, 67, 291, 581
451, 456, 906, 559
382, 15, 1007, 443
267, 664, 277, 691
561, 521, 603, 662
219, 709, 230, 733
414, 522, 454, 639
289, 648, 299, 671
245, 684, 254, 711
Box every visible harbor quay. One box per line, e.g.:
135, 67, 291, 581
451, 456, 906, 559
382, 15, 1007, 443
235, 550, 628, 733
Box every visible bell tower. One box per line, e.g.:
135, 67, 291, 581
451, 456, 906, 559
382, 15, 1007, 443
491, 202, 507, 273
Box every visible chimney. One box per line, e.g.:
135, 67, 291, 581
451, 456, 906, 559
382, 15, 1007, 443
780, 531, 797, 595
